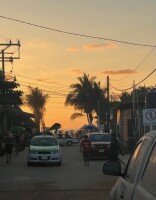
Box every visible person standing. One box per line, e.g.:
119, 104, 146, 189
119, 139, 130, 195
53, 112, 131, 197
80, 135, 91, 166
5, 131, 14, 164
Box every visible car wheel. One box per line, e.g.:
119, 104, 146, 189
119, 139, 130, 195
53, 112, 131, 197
67, 141, 72, 146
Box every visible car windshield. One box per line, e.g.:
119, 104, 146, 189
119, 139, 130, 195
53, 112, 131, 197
31, 137, 58, 146
90, 134, 111, 142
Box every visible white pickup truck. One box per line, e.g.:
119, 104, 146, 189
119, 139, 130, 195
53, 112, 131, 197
103, 130, 156, 200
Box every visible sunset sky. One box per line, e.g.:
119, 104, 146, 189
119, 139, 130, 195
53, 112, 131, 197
0, 1, 156, 130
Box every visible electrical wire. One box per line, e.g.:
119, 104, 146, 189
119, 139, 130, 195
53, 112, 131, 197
110, 46, 156, 84
18, 79, 69, 93
111, 68, 156, 91
0, 33, 7, 41
11, 73, 69, 88
0, 15, 155, 47
19, 83, 67, 96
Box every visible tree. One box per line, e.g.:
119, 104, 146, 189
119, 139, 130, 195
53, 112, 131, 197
65, 73, 107, 124
0, 80, 23, 105
0, 79, 23, 133
119, 86, 152, 103
133, 86, 151, 102
119, 91, 132, 103
25, 87, 49, 132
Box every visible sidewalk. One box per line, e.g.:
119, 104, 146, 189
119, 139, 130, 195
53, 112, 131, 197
118, 154, 131, 165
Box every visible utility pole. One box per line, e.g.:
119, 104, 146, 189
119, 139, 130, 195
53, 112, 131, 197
1, 50, 5, 81
0, 40, 21, 81
106, 76, 110, 133
0, 40, 21, 133
107, 76, 110, 108
132, 81, 136, 139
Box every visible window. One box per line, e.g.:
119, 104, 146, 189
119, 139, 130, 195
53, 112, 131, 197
31, 137, 58, 146
126, 142, 142, 181
126, 139, 149, 183
90, 134, 111, 142
141, 144, 156, 196
65, 134, 71, 139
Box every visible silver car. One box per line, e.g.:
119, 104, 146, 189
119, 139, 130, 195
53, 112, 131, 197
103, 130, 156, 200
27, 135, 62, 166
56, 133, 79, 146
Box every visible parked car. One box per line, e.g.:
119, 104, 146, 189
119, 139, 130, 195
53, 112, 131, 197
103, 130, 156, 200
56, 133, 79, 146
88, 132, 111, 158
27, 135, 62, 166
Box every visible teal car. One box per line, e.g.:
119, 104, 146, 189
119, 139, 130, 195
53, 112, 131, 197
27, 135, 62, 166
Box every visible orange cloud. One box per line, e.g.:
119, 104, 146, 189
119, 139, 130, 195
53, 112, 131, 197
83, 43, 117, 50
35, 77, 51, 82
67, 68, 84, 75
66, 47, 79, 52
66, 43, 117, 52
101, 69, 136, 75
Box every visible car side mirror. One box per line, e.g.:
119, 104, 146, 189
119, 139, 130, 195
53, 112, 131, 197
103, 160, 121, 176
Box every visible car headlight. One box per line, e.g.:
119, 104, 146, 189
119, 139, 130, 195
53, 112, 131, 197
30, 150, 38, 154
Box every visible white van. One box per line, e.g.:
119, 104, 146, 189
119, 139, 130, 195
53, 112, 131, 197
103, 130, 156, 200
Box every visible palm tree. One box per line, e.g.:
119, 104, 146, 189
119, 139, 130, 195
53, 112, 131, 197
25, 87, 49, 132
65, 73, 106, 124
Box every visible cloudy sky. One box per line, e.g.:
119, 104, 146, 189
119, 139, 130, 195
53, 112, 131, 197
0, 0, 156, 130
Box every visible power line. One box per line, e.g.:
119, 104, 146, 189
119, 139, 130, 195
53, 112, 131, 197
18, 79, 69, 93
111, 46, 156, 84
19, 83, 67, 96
0, 15, 155, 47
12, 73, 69, 88
0, 33, 7, 41
112, 68, 156, 91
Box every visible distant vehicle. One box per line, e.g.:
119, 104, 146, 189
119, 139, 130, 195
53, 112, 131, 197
27, 135, 62, 166
103, 130, 156, 200
56, 133, 79, 146
88, 132, 111, 158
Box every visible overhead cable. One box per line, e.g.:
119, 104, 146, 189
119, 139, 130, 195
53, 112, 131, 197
0, 15, 155, 47
112, 68, 156, 91
19, 83, 67, 96
12, 73, 69, 87
18, 79, 69, 93
111, 46, 156, 84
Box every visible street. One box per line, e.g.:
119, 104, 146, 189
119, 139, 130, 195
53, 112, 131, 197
0, 145, 118, 200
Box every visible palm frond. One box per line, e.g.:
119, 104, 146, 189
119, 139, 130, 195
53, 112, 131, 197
70, 113, 84, 120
